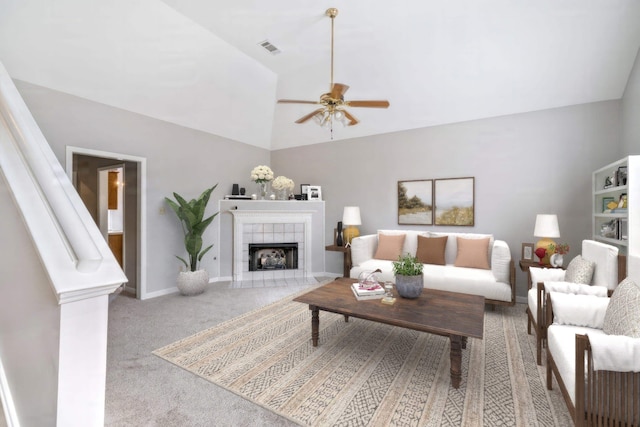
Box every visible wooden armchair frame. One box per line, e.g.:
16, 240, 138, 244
545, 293, 640, 426
528, 254, 626, 365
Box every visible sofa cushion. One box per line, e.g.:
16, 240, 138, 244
549, 292, 609, 329
373, 233, 406, 261
603, 278, 640, 337
454, 237, 490, 270
529, 267, 566, 290
564, 255, 595, 285
547, 324, 607, 404
416, 235, 447, 265
581, 240, 619, 290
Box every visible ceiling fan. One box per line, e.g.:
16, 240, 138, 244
278, 8, 390, 128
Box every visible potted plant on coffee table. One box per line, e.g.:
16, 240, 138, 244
392, 253, 424, 298
165, 184, 218, 295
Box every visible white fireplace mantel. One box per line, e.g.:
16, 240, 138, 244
229, 209, 314, 281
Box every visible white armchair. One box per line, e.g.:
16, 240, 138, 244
526, 240, 625, 365
545, 280, 640, 426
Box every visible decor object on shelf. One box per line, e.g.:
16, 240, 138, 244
342, 206, 361, 244
277, 8, 389, 135
272, 175, 295, 200
392, 253, 424, 298
533, 214, 559, 266
250, 165, 274, 200
398, 180, 433, 225
165, 185, 218, 295
548, 242, 569, 267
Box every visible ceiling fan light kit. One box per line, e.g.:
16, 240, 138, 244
277, 7, 390, 134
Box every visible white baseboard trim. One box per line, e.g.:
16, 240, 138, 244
516, 295, 526, 304
141, 286, 179, 300
0, 356, 19, 427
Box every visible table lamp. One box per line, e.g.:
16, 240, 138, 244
533, 214, 560, 265
342, 206, 361, 244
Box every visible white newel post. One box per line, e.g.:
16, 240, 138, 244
57, 295, 110, 426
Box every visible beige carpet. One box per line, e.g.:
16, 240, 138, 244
153, 294, 572, 426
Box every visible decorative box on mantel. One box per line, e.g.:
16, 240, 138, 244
217, 200, 325, 282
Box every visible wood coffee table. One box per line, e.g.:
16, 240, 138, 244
293, 277, 484, 389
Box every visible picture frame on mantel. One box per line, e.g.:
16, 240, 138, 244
307, 186, 322, 201
300, 184, 310, 200
434, 177, 475, 226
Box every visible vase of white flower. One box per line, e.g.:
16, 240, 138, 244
250, 165, 274, 200
272, 176, 295, 201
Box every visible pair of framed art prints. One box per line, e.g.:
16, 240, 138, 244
398, 177, 474, 226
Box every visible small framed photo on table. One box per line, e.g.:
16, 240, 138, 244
522, 243, 534, 261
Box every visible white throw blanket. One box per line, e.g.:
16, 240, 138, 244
587, 333, 640, 372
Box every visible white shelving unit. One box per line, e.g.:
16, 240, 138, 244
592, 156, 639, 257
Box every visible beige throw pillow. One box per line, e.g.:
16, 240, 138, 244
602, 278, 640, 337
416, 235, 448, 265
564, 255, 595, 285
373, 233, 406, 261
454, 237, 490, 270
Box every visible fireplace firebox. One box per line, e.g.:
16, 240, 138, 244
248, 243, 298, 271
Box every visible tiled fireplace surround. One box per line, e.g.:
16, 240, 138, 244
230, 210, 313, 282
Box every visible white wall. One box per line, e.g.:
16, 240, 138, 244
272, 101, 622, 300
15, 80, 270, 297
0, 172, 61, 425
622, 48, 640, 155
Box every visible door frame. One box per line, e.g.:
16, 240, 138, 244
65, 146, 148, 299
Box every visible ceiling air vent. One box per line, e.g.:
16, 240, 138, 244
258, 40, 281, 55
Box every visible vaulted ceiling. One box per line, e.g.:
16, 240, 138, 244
1, 1, 639, 150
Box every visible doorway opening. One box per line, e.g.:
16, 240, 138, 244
66, 147, 147, 299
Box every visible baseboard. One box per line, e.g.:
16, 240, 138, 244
0, 356, 18, 427
141, 286, 179, 300
516, 295, 526, 304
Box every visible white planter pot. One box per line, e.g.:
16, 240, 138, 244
177, 269, 209, 296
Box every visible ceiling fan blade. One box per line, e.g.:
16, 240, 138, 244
330, 83, 349, 99
295, 108, 325, 124
345, 100, 390, 108
342, 110, 359, 126
278, 99, 320, 105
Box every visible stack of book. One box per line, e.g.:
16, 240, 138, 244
351, 282, 385, 301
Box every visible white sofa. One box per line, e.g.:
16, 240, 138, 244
545, 280, 640, 426
349, 230, 515, 306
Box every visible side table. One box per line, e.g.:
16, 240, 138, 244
519, 259, 562, 290
325, 245, 352, 278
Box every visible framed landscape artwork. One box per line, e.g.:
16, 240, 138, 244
398, 180, 433, 225
434, 177, 475, 226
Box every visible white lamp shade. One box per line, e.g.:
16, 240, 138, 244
342, 206, 362, 225
533, 214, 560, 238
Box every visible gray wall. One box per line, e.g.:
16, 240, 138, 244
15, 80, 270, 297
272, 101, 622, 300
15, 71, 639, 300
622, 48, 640, 154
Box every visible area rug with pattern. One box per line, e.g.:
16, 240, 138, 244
153, 292, 572, 426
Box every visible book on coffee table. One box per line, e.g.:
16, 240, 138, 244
351, 282, 385, 301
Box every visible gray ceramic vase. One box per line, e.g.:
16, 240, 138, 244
395, 274, 424, 298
